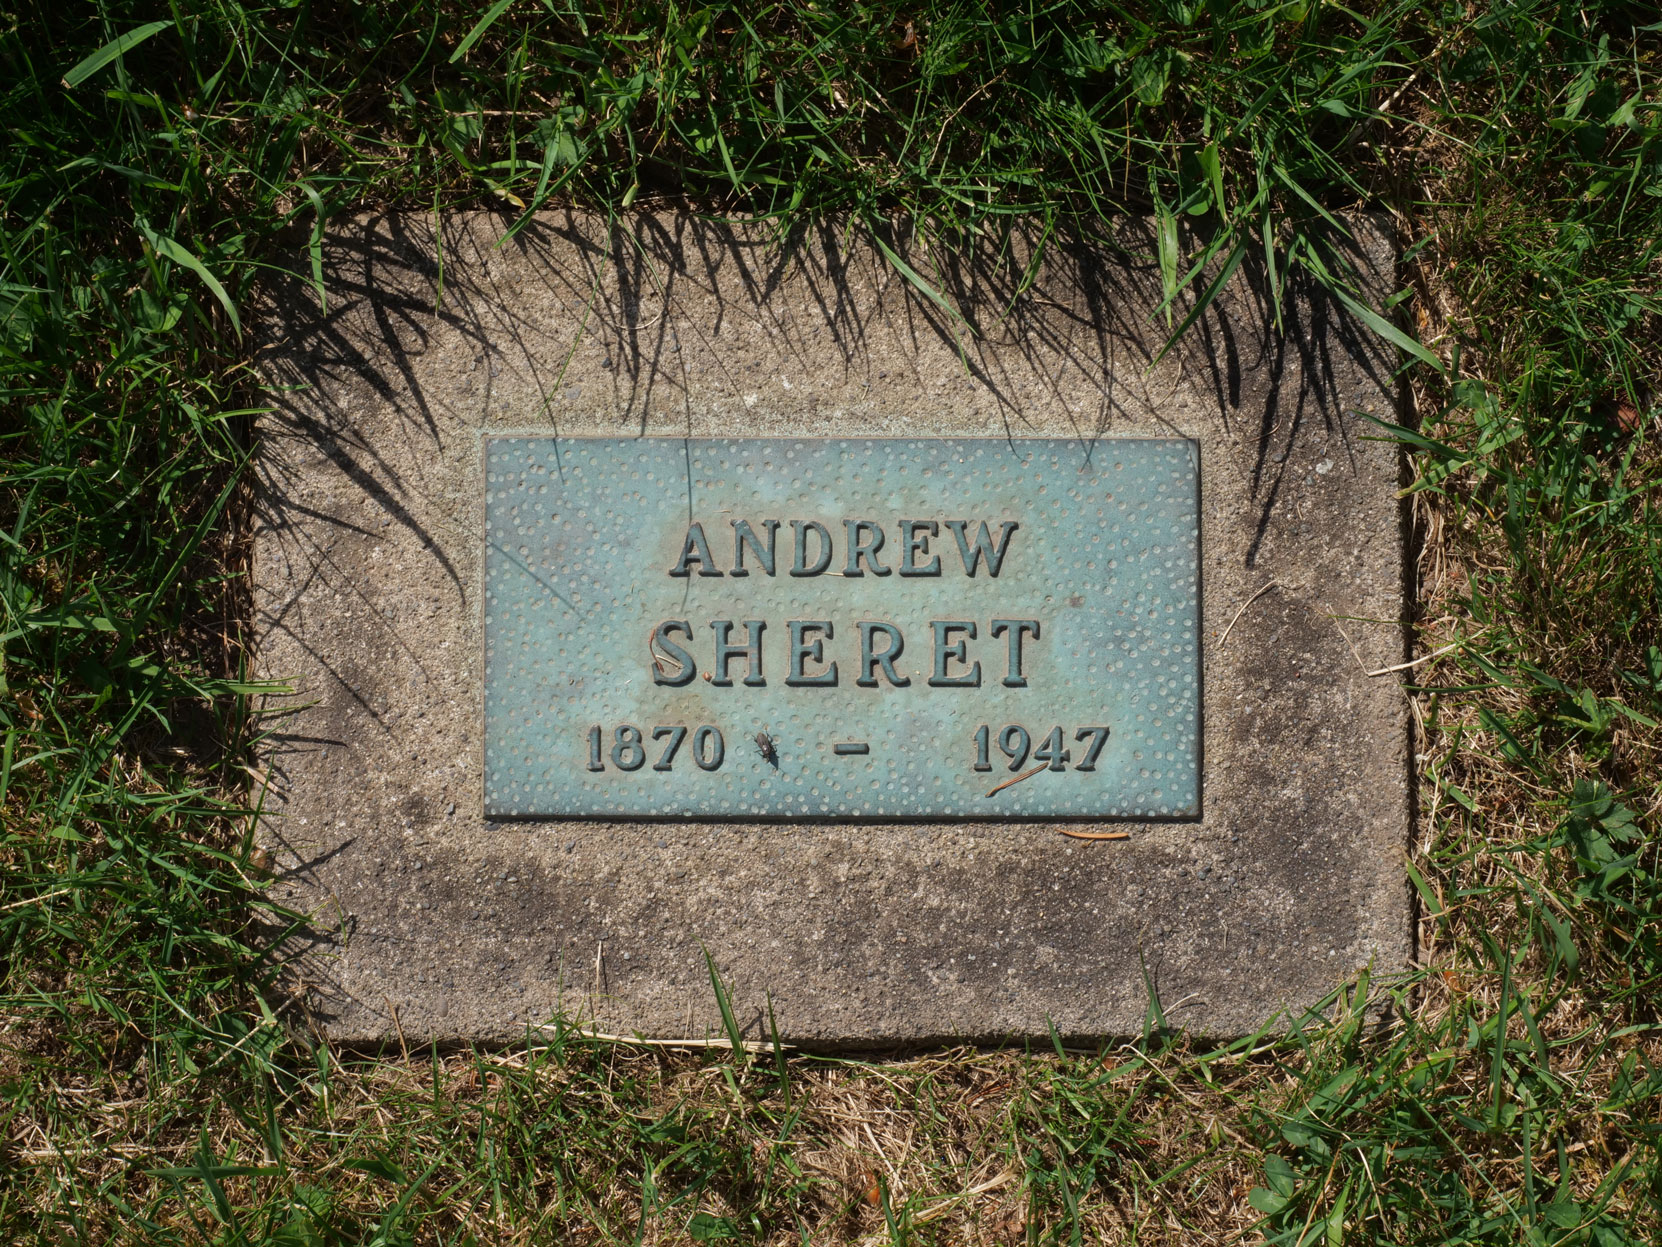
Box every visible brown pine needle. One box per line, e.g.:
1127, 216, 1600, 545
985, 762, 1048, 797
1217, 581, 1280, 648
1057, 829, 1131, 841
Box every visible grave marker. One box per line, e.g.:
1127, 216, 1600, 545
483, 436, 1200, 820
253, 213, 1411, 1044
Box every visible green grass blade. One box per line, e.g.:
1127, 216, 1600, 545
60, 20, 173, 88
450, 0, 517, 63
134, 218, 241, 338
1151, 232, 1246, 368
293, 180, 328, 313
703, 945, 746, 1058
1295, 237, 1441, 374
868, 225, 972, 343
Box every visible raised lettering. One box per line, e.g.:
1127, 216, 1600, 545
649, 619, 697, 686
669, 522, 723, 577
842, 519, 891, 577
729, 519, 779, 576
856, 621, 911, 688
898, 520, 941, 577
711, 620, 766, 687
786, 620, 838, 686
790, 521, 833, 577
990, 619, 1041, 687
945, 519, 1019, 577
929, 620, 981, 687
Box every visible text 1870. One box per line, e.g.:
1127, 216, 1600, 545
587, 725, 725, 772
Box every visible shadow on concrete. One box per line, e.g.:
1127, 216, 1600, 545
248, 209, 1403, 1046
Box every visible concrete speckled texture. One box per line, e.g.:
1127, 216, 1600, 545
252, 212, 1411, 1046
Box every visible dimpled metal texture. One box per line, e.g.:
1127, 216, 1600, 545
483, 437, 1200, 820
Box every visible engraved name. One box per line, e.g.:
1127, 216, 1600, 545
651, 517, 1038, 690
668, 517, 1018, 579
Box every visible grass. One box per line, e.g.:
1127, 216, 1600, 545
1, 0, 1659, 1242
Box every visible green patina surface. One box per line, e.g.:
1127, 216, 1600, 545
484, 436, 1200, 819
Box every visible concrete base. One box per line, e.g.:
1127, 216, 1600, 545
252, 212, 1411, 1045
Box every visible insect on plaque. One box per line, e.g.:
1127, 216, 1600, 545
483, 437, 1201, 819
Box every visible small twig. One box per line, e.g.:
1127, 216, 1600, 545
647, 637, 685, 680
15, 1143, 156, 1165
240, 763, 277, 793
1367, 641, 1461, 677
1217, 582, 1280, 648
1373, 29, 1455, 122
1328, 614, 1371, 676
925, 72, 1006, 168
385, 997, 410, 1064
542, 1026, 790, 1054
914, 1170, 1019, 1225
862, 1119, 905, 1191
985, 763, 1047, 797
1, 887, 70, 912
194, 1018, 277, 1078
1057, 829, 1130, 842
